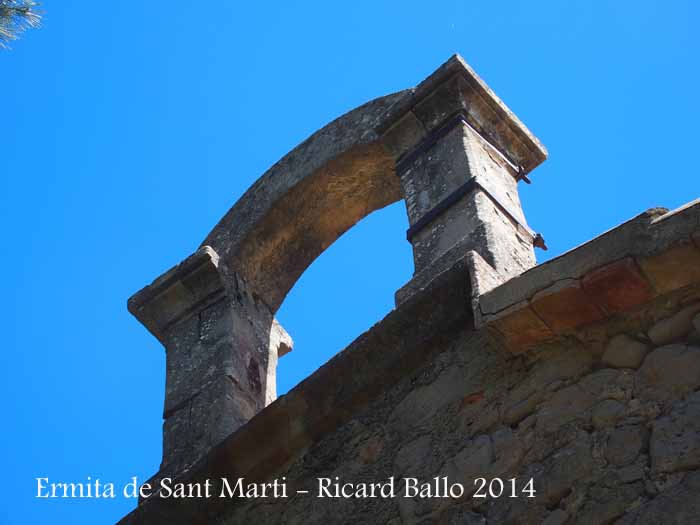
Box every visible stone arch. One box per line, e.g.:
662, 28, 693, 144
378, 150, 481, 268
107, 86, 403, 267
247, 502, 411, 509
201, 91, 407, 312
128, 54, 547, 478
199, 56, 546, 314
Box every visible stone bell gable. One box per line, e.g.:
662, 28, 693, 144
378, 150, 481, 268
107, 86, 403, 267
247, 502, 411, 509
118, 56, 700, 525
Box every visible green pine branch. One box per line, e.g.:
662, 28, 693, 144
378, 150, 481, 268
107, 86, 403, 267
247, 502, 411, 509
0, 1, 41, 49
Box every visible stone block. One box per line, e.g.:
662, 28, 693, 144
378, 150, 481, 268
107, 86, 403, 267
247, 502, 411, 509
357, 435, 383, 465
536, 384, 596, 433
503, 394, 541, 427
530, 279, 605, 332
163, 333, 262, 418
459, 393, 500, 438
577, 481, 645, 524
635, 344, 700, 402
189, 375, 255, 454
467, 250, 505, 327
538, 437, 594, 506
161, 408, 190, 472
394, 242, 473, 307
491, 427, 525, 475
398, 122, 473, 223
269, 318, 293, 357
479, 213, 654, 319
542, 510, 569, 525
605, 425, 648, 466
602, 334, 650, 369
412, 74, 470, 132
389, 366, 466, 432
638, 241, 700, 294
128, 246, 225, 344
617, 471, 700, 525
380, 111, 427, 159
503, 347, 593, 424
650, 392, 700, 473
489, 301, 553, 352
199, 299, 232, 345
441, 434, 494, 494
581, 258, 655, 313
474, 185, 536, 278
616, 459, 645, 483
592, 399, 626, 429
394, 435, 432, 477
161, 374, 256, 472
648, 302, 700, 346
578, 368, 632, 401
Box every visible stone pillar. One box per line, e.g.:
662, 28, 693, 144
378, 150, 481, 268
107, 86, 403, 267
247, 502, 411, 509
399, 116, 535, 277
127, 246, 292, 475
383, 57, 547, 305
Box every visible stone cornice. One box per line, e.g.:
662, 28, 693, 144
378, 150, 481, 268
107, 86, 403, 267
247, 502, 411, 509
378, 54, 548, 175
127, 246, 226, 345
479, 200, 700, 352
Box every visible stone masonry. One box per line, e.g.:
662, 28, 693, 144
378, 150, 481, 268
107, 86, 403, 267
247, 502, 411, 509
118, 56, 700, 524
127, 247, 293, 479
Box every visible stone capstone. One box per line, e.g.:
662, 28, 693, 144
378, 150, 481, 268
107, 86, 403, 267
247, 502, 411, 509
389, 365, 466, 432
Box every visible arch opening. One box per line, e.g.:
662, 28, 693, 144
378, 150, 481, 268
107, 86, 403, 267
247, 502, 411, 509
274, 200, 412, 394
126, 55, 549, 482
225, 142, 402, 314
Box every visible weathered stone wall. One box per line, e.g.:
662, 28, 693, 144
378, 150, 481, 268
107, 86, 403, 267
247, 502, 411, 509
216, 292, 700, 525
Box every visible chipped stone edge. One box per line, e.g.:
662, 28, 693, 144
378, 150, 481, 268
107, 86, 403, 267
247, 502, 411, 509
478, 200, 700, 352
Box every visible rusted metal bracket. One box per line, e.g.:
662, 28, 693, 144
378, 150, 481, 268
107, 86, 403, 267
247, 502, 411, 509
533, 233, 548, 251
516, 167, 532, 184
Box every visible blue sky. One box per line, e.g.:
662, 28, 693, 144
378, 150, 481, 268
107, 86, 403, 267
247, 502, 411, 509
2, 1, 698, 523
